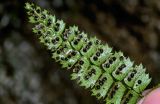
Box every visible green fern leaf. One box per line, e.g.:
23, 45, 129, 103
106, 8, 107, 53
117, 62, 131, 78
25, 2, 152, 104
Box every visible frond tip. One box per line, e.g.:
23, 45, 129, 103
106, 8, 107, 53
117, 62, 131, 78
25, 2, 152, 104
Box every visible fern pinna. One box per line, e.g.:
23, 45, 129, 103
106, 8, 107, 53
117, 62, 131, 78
25, 3, 152, 104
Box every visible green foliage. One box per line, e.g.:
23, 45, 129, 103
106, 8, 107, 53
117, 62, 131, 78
25, 2, 152, 104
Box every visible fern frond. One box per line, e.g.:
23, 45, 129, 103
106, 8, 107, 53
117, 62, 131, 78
25, 2, 152, 104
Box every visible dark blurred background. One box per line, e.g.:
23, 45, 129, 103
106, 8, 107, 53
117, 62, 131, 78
0, 0, 160, 104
